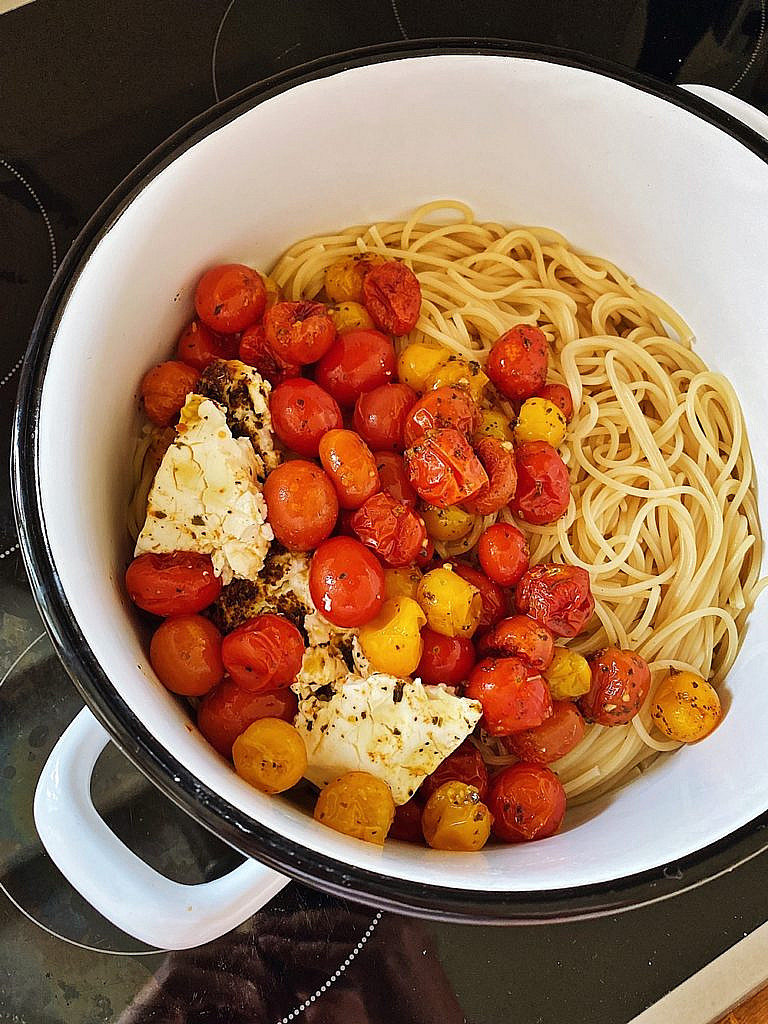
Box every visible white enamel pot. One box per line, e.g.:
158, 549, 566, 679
13, 41, 768, 950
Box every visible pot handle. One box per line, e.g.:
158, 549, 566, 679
680, 84, 768, 142
33, 707, 290, 950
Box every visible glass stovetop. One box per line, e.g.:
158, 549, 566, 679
2, 2, 767, 1020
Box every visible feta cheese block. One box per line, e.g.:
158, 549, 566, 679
293, 666, 483, 804
135, 394, 273, 584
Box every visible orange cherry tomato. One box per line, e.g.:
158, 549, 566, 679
350, 491, 427, 567
511, 440, 571, 525
314, 329, 396, 408
487, 763, 566, 842
314, 771, 395, 844
404, 427, 489, 508
579, 647, 651, 726
239, 322, 300, 385
270, 379, 343, 457
221, 613, 304, 692
374, 451, 419, 508
353, 382, 417, 451
176, 319, 238, 370
419, 741, 488, 802
415, 628, 476, 686
264, 300, 337, 365
195, 263, 266, 333
536, 382, 574, 422
450, 561, 507, 629
486, 325, 548, 401
465, 656, 553, 736
389, 798, 425, 843
263, 461, 338, 550
477, 523, 530, 587
402, 386, 479, 448
515, 563, 595, 638
318, 429, 380, 510
309, 536, 385, 627
462, 437, 517, 516
479, 615, 555, 672
125, 552, 222, 616
420, 781, 492, 851
362, 261, 422, 335
502, 701, 585, 763
140, 360, 200, 427
197, 680, 298, 757
149, 614, 224, 696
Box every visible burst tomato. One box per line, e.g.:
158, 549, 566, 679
462, 437, 517, 516
264, 300, 336, 365
511, 440, 570, 525
263, 460, 338, 550
402, 386, 479, 448
197, 680, 298, 758
176, 319, 238, 370
465, 656, 553, 736
486, 325, 548, 401
404, 427, 488, 508
239, 323, 300, 384
309, 537, 385, 627
195, 263, 266, 333
149, 614, 224, 696
362, 261, 422, 335
270, 378, 342, 457
374, 451, 419, 508
515, 563, 595, 638
353, 382, 417, 451
350, 491, 427, 567
140, 360, 200, 427
419, 741, 488, 802
477, 523, 530, 587
221, 613, 305, 692
125, 552, 222, 616
319, 429, 380, 510
415, 628, 477, 686
579, 647, 651, 726
479, 615, 555, 672
487, 763, 566, 842
451, 562, 507, 629
502, 701, 585, 764
314, 328, 396, 408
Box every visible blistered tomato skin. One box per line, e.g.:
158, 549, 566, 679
232, 718, 307, 794
421, 781, 492, 851
195, 264, 266, 334
125, 552, 222, 616
404, 427, 489, 508
351, 491, 427, 567
579, 647, 651, 726
502, 701, 585, 763
177, 319, 237, 370
651, 671, 722, 742
487, 763, 567, 842
486, 325, 549, 401
263, 461, 338, 550
479, 615, 555, 672
474, 408, 515, 445
309, 537, 385, 628
420, 741, 489, 802
149, 615, 224, 696
318, 429, 380, 510
221, 613, 305, 692
420, 504, 476, 543
403, 386, 479, 448
465, 656, 553, 736
374, 451, 419, 508
543, 647, 592, 699
324, 254, 386, 304
140, 361, 200, 427
451, 562, 507, 629
396, 341, 449, 392
462, 437, 518, 516
314, 772, 395, 845
416, 628, 477, 686
512, 440, 571, 525
270, 379, 343, 457
536, 382, 575, 422
362, 261, 422, 336
197, 681, 298, 757
424, 356, 489, 404
353, 383, 417, 451
327, 300, 375, 334
515, 563, 595, 638
239, 323, 300, 385
315, 329, 396, 408
264, 300, 337, 365
477, 523, 530, 587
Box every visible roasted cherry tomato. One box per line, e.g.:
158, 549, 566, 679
477, 523, 530, 587
404, 428, 488, 508
651, 670, 722, 743
233, 718, 307, 794
512, 440, 571, 525
195, 263, 266, 334
374, 451, 419, 508
465, 656, 553, 736
239, 322, 300, 385
327, 300, 375, 334
417, 567, 483, 638
319, 429, 380, 510
176, 319, 238, 370
197, 680, 298, 757
270, 378, 343, 457
221, 613, 304, 692
402, 386, 479, 448
353, 382, 417, 451
487, 763, 566, 842
358, 596, 426, 677
350, 491, 427, 567
486, 325, 548, 401
474, 407, 515, 445
420, 504, 476, 543
415, 628, 477, 686
420, 741, 488, 802
263, 460, 338, 550
264, 300, 337, 365
362, 261, 422, 335
396, 341, 449, 392
420, 781, 491, 851
424, 356, 489, 404
514, 397, 567, 447
149, 614, 224, 696
383, 565, 422, 602
324, 253, 387, 304
536, 382, 575, 422
462, 437, 517, 516
543, 647, 592, 700
314, 771, 395, 845
451, 562, 507, 629
389, 798, 425, 843
502, 701, 585, 763
479, 615, 555, 672
140, 360, 200, 427
125, 552, 222, 616
309, 536, 385, 627
315, 328, 396, 408
515, 563, 595, 638
579, 647, 651, 726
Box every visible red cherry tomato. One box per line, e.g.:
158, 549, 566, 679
487, 763, 566, 842
264, 300, 337, 365
515, 563, 595, 638
176, 319, 238, 370
195, 263, 266, 334
270, 379, 343, 457
502, 701, 585, 764
149, 614, 224, 696
451, 562, 507, 629
579, 647, 651, 725
140, 361, 200, 427
402, 386, 479, 448
486, 325, 548, 401
319, 429, 380, 510
350, 491, 427, 567
512, 441, 571, 526
220, 613, 304, 692
374, 451, 418, 508
479, 615, 555, 672
353, 382, 417, 451
239, 323, 300, 385
389, 799, 425, 843
477, 523, 530, 587
309, 536, 385, 627
416, 628, 477, 686
263, 461, 338, 550
125, 552, 222, 616
315, 329, 396, 408
404, 428, 488, 508
420, 741, 488, 803
362, 261, 422, 335
536, 382, 574, 422
462, 437, 517, 516
198, 680, 298, 757
465, 656, 553, 736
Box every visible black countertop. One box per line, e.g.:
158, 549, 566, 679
2, 2, 767, 1021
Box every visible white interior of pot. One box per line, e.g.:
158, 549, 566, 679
36, 55, 768, 891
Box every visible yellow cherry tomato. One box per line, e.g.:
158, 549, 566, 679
424, 356, 489, 403
327, 300, 374, 334
262, 274, 281, 310
416, 566, 482, 638
384, 566, 422, 602
421, 781, 492, 851
232, 718, 307, 795
314, 771, 395, 845
358, 596, 426, 677
324, 254, 386, 303
397, 341, 450, 392
543, 647, 592, 700
514, 397, 567, 446
474, 408, 515, 445
421, 503, 477, 542
651, 671, 722, 743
